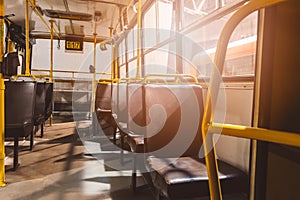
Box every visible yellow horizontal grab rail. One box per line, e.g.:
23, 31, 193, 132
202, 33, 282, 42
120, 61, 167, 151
33, 75, 50, 82
144, 73, 198, 84
13, 74, 36, 81
144, 78, 168, 84
210, 123, 300, 148
32, 69, 111, 76
117, 77, 143, 83
98, 78, 113, 84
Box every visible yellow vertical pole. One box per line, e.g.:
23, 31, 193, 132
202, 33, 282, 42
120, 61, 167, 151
25, 0, 31, 75
249, 8, 265, 200
49, 20, 55, 126
111, 45, 115, 81
136, 0, 142, 80
115, 48, 118, 80
0, 74, 5, 187
92, 33, 97, 112
0, 0, 6, 187
49, 20, 55, 83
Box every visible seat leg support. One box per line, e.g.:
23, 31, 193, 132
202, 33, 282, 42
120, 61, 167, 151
41, 124, 44, 138
30, 130, 34, 151
131, 153, 137, 192
13, 136, 19, 171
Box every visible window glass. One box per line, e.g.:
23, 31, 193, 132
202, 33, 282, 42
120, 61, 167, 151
187, 11, 258, 77
183, 0, 242, 28
144, 43, 176, 75
127, 30, 134, 60
143, 2, 157, 48
128, 59, 137, 78
158, 0, 174, 41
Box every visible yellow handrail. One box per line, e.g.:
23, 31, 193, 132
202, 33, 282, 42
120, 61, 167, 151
0, 74, 5, 187
32, 69, 111, 76
136, 0, 142, 80
0, 0, 5, 186
144, 78, 168, 84
49, 20, 55, 83
92, 33, 97, 112
144, 73, 198, 84
98, 78, 113, 83
25, 0, 31, 76
210, 123, 300, 148
201, 0, 286, 199
13, 74, 36, 81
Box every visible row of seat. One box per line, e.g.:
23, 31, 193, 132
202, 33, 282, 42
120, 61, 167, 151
95, 81, 248, 199
4, 80, 53, 170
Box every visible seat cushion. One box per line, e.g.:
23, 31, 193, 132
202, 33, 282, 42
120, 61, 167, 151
5, 123, 33, 138
125, 133, 144, 153
147, 156, 248, 199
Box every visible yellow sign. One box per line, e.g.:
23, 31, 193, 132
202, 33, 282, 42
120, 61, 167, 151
66, 41, 81, 50
65, 37, 83, 52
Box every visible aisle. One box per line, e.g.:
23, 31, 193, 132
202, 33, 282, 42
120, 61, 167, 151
1, 122, 153, 200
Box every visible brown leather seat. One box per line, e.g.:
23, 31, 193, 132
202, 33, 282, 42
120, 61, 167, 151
112, 83, 130, 150
125, 132, 144, 153
95, 83, 116, 138
125, 84, 205, 191
125, 83, 248, 198
147, 156, 248, 199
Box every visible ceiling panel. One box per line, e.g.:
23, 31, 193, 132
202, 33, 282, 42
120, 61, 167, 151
4, 0, 136, 41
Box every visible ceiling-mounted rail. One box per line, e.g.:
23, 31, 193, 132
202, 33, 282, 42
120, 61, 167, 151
28, 0, 60, 38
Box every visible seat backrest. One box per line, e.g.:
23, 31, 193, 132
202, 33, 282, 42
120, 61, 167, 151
33, 82, 46, 125
143, 84, 204, 157
44, 82, 53, 120
111, 83, 118, 120
111, 83, 129, 131
95, 83, 116, 132
127, 83, 146, 136
1, 52, 20, 77
5, 81, 36, 128
95, 83, 112, 113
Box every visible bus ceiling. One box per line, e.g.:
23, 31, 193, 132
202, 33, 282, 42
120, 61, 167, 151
4, 0, 150, 41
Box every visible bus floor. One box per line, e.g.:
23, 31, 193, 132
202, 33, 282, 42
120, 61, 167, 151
0, 120, 247, 200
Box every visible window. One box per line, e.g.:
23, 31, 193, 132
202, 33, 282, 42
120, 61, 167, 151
187, 11, 258, 77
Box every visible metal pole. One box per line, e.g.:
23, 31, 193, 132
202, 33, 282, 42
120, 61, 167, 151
49, 20, 55, 126
92, 33, 97, 112
250, 8, 265, 200
0, 0, 6, 187
49, 20, 55, 83
201, 0, 285, 199
136, 0, 142, 80
0, 74, 5, 187
25, 0, 31, 75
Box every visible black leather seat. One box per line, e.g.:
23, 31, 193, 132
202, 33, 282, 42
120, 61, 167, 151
39, 82, 54, 138
44, 82, 53, 122
33, 82, 46, 137
1, 52, 20, 77
5, 81, 36, 170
